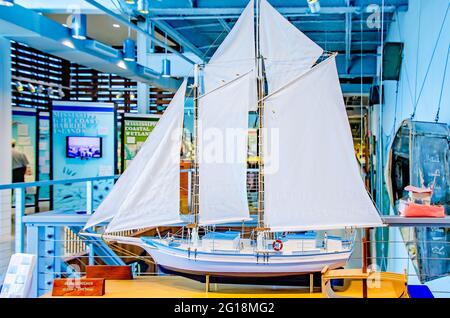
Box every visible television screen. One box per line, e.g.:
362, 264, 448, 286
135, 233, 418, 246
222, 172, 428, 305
66, 136, 102, 159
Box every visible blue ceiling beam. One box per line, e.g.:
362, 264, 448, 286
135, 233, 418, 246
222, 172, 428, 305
149, 19, 205, 61
83, 0, 197, 65
0, 3, 182, 92
341, 83, 371, 95
147, 5, 404, 20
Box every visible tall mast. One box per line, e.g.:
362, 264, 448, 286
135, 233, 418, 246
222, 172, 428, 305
255, 0, 267, 230
191, 64, 200, 228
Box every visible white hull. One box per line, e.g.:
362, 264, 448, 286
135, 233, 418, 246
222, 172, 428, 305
142, 238, 352, 277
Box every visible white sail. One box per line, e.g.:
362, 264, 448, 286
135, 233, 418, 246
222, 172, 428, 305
204, 0, 256, 94
90, 80, 187, 233
259, 0, 323, 93
263, 57, 383, 231
197, 0, 255, 225
198, 73, 252, 225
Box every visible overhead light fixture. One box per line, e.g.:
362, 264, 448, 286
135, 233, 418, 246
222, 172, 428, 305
117, 61, 127, 69
113, 23, 120, 28
125, 0, 135, 4
161, 33, 171, 78
15, 81, 24, 92
161, 58, 171, 78
307, 0, 321, 14
58, 86, 65, 98
62, 40, 75, 49
123, 38, 136, 62
71, 14, 87, 40
0, 0, 14, 7
130, 93, 136, 100
27, 83, 36, 93
122, 19, 135, 62
37, 85, 45, 94
115, 93, 122, 99
137, 0, 149, 14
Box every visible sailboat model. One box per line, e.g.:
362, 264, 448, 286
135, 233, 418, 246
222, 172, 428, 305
84, 0, 383, 278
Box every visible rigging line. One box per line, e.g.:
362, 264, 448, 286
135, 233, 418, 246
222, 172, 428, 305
360, 5, 364, 176
109, 0, 125, 16
258, 52, 338, 103
379, 0, 387, 271
176, 20, 229, 83
194, 69, 254, 101
413, 0, 422, 105
393, 11, 415, 108
435, 44, 450, 122
411, 3, 450, 119
386, 81, 400, 147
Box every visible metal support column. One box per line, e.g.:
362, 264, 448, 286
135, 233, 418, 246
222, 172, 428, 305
26, 225, 40, 298
86, 181, 94, 265
137, 21, 151, 114
0, 37, 12, 276
14, 188, 25, 253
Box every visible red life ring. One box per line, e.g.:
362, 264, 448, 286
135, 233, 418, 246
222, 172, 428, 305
272, 239, 283, 251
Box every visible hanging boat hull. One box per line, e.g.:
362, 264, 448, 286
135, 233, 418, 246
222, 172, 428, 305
142, 238, 352, 278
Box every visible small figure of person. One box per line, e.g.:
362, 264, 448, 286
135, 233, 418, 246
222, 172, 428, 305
12, 139, 31, 183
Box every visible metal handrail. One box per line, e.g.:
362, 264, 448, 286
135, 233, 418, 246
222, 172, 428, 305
0, 174, 120, 190
0, 168, 261, 189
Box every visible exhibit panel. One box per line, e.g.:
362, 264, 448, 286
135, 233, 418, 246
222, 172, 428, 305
51, 102, 117, 212
121, 113, 160, 171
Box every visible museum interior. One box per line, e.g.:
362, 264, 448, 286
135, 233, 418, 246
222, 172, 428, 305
0, 0, 448, 299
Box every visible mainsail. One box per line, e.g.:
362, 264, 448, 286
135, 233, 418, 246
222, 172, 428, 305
263, 57, 383, 231
84, 80, 187, 232
197, 0, 255, 225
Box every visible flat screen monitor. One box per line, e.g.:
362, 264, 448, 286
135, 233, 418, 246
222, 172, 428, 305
66, 136, 102, 159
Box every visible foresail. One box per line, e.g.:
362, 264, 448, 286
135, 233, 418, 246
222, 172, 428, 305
259, 0, 323, 93
95, 80, 187, 233
197, 0, 255, 225
263, 57, 383, 231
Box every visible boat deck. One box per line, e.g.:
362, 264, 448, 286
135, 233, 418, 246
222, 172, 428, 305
145, 237, 350, 255
42, 274, 408, 298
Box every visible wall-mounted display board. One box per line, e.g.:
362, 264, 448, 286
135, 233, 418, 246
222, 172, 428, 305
12, 108, 37, 205
121, 113, 160, 171
52, 102, 117, 212
387, 120, 450, 283
37, 111, 50, 201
